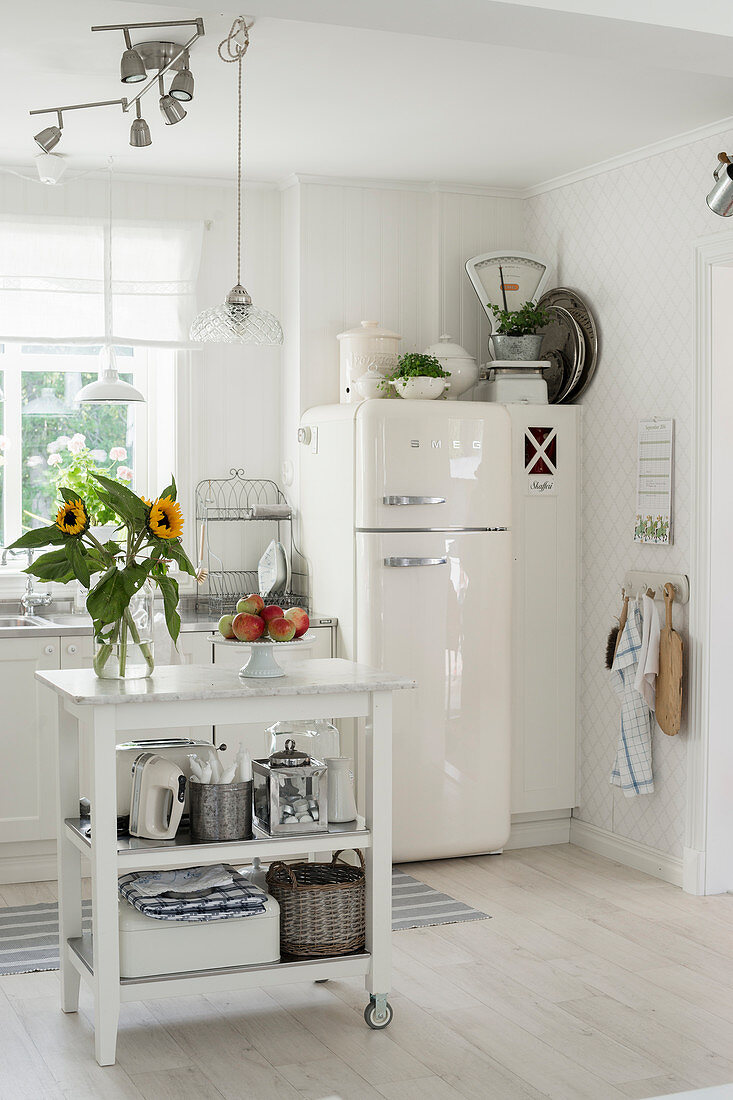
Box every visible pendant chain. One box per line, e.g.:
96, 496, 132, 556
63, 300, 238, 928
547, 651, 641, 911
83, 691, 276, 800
218, 18, 250, 289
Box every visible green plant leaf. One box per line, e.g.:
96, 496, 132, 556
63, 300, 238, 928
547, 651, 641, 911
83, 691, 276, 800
66, 538, 91, 588
86, 564, 147, 626
58, 486, 85, 506
91, 473, 147, 525
157, 539, 196, 577
158, 475, 177, 502
155, 573, 181, 644
7, 525, 65, 551
25, 548, 75, 584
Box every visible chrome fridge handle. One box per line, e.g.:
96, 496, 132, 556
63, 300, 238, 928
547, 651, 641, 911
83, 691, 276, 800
383, 496, 446, 506
384, 557, 448, 567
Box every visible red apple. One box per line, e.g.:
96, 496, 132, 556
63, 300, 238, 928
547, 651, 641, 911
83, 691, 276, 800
218, 614, 236, 639
260, 604, 284, 625
232, 612, 265, 642
237, 593, 265, 615
284, 607, 309, 638
268, 617, 296, 642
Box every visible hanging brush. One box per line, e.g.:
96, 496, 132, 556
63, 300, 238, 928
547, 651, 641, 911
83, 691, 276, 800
605, 590, 629, 670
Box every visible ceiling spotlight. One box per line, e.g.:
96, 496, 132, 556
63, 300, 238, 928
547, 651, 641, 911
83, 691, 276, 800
169, 67, 194, 102
35, 152, 67, 184
34, 124, 62, 152
159, 85, 186, 125
129, 102, 152, 147
120, 30, 146, 83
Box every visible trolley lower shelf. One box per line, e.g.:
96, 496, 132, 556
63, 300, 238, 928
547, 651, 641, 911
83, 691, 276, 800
67, 934, 371, 1001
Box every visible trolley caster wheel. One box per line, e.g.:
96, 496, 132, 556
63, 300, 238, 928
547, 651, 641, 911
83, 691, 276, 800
364, 997, 393, 1030
314, 979, 329, 984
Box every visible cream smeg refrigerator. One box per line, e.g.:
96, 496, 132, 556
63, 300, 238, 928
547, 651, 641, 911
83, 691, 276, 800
299, 401, 512, 861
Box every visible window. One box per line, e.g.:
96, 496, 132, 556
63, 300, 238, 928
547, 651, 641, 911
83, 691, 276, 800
0, 345, 148, 547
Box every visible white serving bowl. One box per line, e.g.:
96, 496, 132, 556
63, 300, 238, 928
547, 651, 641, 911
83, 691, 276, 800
391, 376, 450, 400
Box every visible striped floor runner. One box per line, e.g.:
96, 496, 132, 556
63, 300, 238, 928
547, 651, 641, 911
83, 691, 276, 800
0, 873, 488, 975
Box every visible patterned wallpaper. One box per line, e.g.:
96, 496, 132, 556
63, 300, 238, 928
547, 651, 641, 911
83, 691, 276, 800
525, 128, 733, 858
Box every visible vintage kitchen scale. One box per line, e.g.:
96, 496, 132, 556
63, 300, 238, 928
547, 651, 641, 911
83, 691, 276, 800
465, 251, 599, 404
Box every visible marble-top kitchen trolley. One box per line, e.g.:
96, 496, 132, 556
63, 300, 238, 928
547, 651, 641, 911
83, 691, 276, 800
36, 659, 414, 1066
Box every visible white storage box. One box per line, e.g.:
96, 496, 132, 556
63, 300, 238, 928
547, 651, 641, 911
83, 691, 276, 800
118, 894, 280, 978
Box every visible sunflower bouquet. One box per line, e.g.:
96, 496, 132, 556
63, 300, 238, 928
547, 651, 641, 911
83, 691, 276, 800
7, 474, 196, 679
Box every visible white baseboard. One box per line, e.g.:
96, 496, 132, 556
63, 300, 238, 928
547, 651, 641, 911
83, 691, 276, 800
569, 819, 683, 887
683, 847, 706, 895
506, 813, 572, 850
0, 843, 57, 885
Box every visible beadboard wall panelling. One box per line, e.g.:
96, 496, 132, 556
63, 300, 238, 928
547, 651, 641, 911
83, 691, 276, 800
525, 128, 733, 859
0, 171, 283, 510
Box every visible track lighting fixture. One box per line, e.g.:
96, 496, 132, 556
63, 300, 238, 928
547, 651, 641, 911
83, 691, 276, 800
120, 29, 146, 84
169, 67, 194, 102
34, 115, 62, 152
159, 75, 186, 125
129, 102, 152, 147
29, 18, 203, 153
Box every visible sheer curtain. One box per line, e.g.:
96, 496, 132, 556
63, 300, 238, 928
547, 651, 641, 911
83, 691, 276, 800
0, 216, 203, 345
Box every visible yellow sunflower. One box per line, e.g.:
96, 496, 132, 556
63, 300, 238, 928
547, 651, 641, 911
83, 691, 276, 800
147, 496, 184, 540
55, 499, 89, 537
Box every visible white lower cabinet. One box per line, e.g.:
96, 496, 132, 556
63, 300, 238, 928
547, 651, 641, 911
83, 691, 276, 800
0, 636, 61, 846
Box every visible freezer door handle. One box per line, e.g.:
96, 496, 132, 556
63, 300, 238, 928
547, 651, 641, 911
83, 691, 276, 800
383, 495, 446, 506
384, 556, 448, 567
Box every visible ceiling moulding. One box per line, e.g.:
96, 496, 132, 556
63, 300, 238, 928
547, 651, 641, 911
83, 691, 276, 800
277, 173, 523, 199
524, 113, 733, 198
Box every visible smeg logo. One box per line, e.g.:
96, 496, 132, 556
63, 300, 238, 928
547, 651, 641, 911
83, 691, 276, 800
409, 439, 482, 450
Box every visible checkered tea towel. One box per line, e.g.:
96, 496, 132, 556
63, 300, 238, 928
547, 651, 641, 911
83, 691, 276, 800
118, 864, 267, 921
610, 603, 654, 797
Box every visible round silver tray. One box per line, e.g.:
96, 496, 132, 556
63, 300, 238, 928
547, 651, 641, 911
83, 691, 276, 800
536, 304, 585, 404
538, 287, 599, 402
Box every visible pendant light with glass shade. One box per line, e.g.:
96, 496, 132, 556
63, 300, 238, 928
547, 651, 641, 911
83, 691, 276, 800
75, 168, 145, 405
190, 18, 282, 345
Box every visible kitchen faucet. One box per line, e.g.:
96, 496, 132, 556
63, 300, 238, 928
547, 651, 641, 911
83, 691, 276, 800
16, 549, 52, 615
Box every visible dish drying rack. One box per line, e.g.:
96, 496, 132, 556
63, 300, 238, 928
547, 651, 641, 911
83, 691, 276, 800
195, 470, 309, 616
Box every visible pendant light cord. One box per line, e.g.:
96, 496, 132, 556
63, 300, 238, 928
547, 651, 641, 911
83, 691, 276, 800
218, 18, 250, 288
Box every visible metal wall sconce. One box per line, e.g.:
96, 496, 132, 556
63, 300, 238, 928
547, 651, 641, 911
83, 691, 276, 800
29, 18, 204, 152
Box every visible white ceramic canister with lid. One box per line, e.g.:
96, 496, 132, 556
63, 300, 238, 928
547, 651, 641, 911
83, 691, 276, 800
423, 334, 479, 399
337, 320, 401, 404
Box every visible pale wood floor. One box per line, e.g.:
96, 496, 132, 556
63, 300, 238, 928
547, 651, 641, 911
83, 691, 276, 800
1, 844, 733, 1100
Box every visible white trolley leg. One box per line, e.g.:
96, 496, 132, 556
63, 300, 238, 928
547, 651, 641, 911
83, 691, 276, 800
89, 709, 120, 1066
56, 700, 82, 1013
364, 691, 393, 1028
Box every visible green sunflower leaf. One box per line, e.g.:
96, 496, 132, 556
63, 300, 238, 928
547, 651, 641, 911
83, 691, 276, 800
159, 538, 197, 577
155, 574, 181, 644
159, 475, 177, 502
66, 538, 91, 589
6, 525, 65, 551
91, 474, 147, 525
58, 486, 86, 507
24, 547, 75, 584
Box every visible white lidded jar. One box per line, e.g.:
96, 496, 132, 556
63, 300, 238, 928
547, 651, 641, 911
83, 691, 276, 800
424, 334, 479, 399
337, 320, 400, 404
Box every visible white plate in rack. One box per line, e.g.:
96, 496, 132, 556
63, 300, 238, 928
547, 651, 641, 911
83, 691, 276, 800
213, 633, 313, 678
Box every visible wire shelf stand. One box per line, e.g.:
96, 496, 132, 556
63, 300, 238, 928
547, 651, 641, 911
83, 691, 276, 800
195, 470, 309, 616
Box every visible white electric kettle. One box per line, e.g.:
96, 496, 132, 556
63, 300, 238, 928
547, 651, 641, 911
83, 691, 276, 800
129, 753, 186, 841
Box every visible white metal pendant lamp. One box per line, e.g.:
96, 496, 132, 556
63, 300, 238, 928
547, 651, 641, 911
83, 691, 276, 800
76, 169, 145, 405
190, 18, 282, 346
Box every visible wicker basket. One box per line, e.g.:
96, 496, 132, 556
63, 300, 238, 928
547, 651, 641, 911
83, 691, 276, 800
266, 849, 365, 958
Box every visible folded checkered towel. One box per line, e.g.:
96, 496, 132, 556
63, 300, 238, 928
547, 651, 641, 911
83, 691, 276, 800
118, 864, 267, 921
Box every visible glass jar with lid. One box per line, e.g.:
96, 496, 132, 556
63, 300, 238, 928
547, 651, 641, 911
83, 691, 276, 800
265, 719, 340, 762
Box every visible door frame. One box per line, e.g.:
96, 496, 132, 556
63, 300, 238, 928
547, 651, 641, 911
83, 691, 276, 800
688, 229, 733, 894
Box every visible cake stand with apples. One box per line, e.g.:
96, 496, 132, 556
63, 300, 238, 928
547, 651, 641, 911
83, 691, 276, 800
215, 595, 311, 678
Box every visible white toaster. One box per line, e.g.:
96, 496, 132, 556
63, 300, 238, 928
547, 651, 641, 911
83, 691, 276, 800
115, 739, 220, 820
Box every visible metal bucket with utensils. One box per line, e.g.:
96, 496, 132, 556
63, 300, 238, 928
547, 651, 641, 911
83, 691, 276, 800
189, 780, 253, 842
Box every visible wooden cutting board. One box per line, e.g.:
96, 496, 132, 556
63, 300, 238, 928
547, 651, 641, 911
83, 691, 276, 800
656, 584, 683, 736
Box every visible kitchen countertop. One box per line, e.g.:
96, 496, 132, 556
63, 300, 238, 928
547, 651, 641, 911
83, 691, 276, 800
0, 607, 220, 640
36, 659, 414, 705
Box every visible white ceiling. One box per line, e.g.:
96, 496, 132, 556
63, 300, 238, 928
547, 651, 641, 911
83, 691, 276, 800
3, 0, 733, 189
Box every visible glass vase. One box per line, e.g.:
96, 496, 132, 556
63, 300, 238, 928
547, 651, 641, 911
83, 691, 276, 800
93, 580, 155, 680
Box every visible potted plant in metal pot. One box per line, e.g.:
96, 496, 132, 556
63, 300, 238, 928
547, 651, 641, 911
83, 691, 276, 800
381, 352, 451, 400
487, 300, 551, 361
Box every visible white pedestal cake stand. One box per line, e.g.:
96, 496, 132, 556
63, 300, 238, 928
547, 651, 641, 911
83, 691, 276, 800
213, 633, 312, 678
